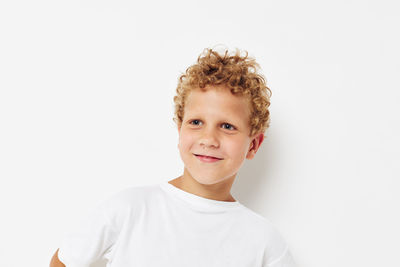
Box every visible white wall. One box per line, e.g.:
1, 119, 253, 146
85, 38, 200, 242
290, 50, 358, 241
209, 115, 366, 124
0, 0, 399, 266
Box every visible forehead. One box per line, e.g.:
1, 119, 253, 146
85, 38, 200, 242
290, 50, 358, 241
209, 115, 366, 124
184, 86, 251, 123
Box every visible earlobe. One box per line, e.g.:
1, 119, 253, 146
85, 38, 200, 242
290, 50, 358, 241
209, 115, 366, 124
246, 151, 255, 160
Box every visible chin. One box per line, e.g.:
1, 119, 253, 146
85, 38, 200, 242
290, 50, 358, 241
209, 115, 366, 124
190, 172, 232, 185
194, 178, 220, 185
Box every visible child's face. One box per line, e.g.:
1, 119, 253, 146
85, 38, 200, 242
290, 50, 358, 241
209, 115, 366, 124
177, 85, 264, 185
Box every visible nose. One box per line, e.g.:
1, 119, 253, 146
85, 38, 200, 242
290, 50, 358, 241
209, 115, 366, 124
199, 127, 220, 148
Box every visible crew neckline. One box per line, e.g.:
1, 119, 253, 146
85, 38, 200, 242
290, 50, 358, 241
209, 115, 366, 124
159, 180, 242, 212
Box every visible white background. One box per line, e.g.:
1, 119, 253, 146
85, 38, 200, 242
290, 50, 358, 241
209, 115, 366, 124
0, 0, 399, 266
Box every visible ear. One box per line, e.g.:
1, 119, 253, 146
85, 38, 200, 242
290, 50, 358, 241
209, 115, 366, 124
246, 133, 265, 160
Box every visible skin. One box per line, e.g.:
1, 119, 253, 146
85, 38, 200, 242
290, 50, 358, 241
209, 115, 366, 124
49, 249, 65, 267
169, 85, 264, 202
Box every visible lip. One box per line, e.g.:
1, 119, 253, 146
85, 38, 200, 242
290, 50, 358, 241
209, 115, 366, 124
194, 154, 223, 163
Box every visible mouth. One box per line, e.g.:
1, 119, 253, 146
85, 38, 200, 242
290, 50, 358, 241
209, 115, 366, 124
193, 154, 223, 160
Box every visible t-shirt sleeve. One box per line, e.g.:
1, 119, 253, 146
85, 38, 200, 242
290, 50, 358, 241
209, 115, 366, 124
262, 223, 297, 267
58, 195, 120, 267
264, 246, 297, 267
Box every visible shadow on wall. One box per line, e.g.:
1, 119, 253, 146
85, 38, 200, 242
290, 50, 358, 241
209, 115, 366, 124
91, 258, 108, 267
233, 135, 273, 208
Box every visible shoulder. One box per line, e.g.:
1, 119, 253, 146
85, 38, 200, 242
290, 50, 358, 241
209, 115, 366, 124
92, 183, 162, 226
237, 205, 281, 236
237, 206, 293, 266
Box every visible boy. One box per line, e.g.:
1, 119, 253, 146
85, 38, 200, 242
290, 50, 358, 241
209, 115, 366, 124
50, 48, 297, 267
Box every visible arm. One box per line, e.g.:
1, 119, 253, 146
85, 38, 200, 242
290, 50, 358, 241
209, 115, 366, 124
49, 249, 65, 267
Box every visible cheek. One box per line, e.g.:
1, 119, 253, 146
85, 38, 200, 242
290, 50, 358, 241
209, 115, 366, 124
226, 139, 249, 158
178, 130, 195, 150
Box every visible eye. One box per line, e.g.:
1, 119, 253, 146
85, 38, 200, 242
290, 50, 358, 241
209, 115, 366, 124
189, 119, 202, 126
189, 120, 236, 131
222, 123, 236, 131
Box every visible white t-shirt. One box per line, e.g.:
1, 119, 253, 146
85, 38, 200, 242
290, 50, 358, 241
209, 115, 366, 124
58, 181, 296, 267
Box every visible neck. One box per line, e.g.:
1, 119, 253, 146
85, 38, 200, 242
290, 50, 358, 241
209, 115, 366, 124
168, 169, 236, 202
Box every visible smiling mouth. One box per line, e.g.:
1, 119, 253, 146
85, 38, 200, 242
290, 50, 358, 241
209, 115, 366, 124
194, 154, 223, 160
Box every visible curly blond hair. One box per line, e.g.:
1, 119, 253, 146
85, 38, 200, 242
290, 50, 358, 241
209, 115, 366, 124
173, 47, 271, 137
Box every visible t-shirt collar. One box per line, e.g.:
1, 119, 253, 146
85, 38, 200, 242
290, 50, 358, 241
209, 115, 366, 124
159, 180, 242, 213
